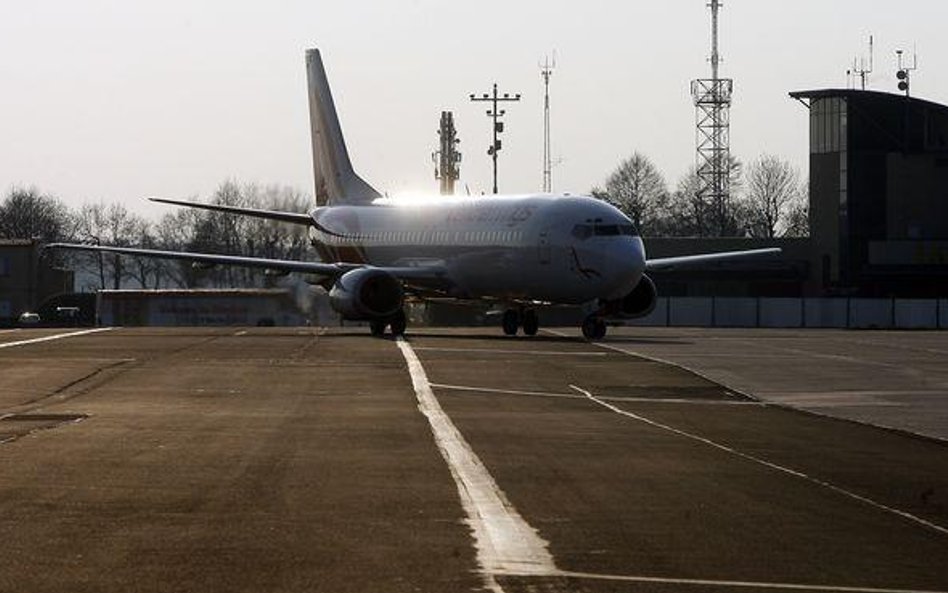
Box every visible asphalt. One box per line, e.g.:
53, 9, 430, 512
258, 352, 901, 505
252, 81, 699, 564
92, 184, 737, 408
0, 326, 946, 593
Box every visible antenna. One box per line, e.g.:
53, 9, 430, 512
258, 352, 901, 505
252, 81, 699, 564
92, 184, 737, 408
895, 45, 919, 97
691, 0, 734, 237
540, 52, 556, 193
432, 111, 461, 195
851, 35, 873, 91
469, 83, 522, 194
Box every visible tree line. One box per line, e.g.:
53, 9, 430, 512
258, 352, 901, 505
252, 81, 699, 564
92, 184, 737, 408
0, 181, 315, 291
592, 153, 809, 239
1, 152, 806, 291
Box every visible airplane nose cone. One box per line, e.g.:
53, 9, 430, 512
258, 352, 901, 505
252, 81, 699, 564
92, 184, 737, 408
601, 237, 646, 299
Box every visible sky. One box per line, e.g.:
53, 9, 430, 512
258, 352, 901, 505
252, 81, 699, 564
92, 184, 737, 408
1, 1, 947, 219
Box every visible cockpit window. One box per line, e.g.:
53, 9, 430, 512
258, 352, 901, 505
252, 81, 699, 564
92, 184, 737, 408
571, 223, 637, 240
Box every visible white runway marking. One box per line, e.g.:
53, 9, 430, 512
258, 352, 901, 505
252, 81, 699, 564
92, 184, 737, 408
396, 338, 556, 592
570, 384, 948, 538
0, 328, 113, 350
412, 346, 606, 357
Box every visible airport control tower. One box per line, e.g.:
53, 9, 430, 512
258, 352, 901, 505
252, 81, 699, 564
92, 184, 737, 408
691, 0, 734, 236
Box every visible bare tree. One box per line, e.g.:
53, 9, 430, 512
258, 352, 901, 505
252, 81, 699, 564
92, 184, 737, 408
661, 156, 745, 237
0, 186, 71, 242
76, 202, 147, 289
663, 166, 709, 237
783, 181, 810, 238
592, 152, 669, 235
741, 155, 805, 239
155, 207, 204, 288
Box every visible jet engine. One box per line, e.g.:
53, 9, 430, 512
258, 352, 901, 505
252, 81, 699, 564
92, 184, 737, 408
603, 274, 657, 319
328, 268, 404, 320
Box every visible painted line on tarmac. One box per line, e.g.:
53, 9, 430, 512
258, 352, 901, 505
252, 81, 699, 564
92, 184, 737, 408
396, 337, 556, 592
431, 383, 766, 406
430, 383, 584, 400
570, 384, 948, 539
527, 569, 948, 593
413, 346, 607, 357
0, 328, 113, 350
543, 329, 756, 401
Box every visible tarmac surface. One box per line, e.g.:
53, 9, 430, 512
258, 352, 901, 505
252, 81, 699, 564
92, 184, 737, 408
0, 326, 946, 593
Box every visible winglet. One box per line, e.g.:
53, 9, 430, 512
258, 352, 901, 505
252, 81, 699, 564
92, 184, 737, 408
305, 48, 381, 207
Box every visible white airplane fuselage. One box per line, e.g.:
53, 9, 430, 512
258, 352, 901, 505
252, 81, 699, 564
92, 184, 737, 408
309, 193, 646, 305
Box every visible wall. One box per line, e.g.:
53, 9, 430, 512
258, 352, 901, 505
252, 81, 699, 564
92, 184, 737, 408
627, 297, 947, 329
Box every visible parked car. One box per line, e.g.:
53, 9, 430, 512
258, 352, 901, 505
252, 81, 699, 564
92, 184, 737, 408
17, 312, 41, 325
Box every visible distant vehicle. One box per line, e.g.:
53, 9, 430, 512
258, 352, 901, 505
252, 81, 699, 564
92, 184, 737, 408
17, 312, 41, 325
48, 48, 780, 340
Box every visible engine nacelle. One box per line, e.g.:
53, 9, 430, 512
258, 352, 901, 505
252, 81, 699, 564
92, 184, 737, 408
602, 274, 658, 319
329, 268, 404, 320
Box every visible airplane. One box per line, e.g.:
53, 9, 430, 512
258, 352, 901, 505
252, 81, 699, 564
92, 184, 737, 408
49, 48, 780, 340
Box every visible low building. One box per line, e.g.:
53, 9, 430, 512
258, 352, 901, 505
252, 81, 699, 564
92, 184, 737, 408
0, 239, 74, 326
96, 289, 309, 327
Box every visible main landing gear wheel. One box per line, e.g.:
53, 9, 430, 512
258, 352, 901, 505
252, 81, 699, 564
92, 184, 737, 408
502, 309, 520, 336
581, 315, 607, 340
522, 309, 539, 336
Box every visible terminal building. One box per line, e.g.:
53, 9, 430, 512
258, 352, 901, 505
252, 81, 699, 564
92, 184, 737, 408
646, 88, 948, 300
791, 88, 948, 297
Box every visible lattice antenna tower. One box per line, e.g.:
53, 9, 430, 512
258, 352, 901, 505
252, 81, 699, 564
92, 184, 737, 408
540, 53, 556, 193
433, 111, 461, 195
849, 35, 874, 90
691, 0, 734, 236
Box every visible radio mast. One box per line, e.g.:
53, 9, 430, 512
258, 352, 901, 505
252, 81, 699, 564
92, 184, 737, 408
691, 0, 734, 236
433, 111, 461, 195
540, 54, 555, 193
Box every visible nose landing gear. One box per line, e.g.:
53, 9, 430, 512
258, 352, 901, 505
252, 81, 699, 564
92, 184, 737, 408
581, 314, 607, 340
370, 308, 407, 337
501, 308, 540, 337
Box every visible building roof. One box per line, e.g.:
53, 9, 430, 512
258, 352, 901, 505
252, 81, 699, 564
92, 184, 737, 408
789, 88, 948, 115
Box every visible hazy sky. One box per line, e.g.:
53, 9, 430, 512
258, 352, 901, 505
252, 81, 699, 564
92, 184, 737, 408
2, 1, 946, 218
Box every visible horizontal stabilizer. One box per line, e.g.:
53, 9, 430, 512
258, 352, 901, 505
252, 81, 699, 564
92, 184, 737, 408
149, 197, 314, 226
646, 248, 782, 270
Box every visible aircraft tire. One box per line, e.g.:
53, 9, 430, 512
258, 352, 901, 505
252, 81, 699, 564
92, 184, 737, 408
390, 310, 407, 336
502, 309, 519, 336
582, 315, 607, 340
370, 319, 387, 337
522, 309, 539, 336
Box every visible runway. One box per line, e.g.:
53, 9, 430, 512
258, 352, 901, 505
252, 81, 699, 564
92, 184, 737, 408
0, 327, 946, 592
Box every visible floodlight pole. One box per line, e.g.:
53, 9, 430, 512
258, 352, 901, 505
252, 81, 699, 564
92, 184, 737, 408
470, 83, 521, 194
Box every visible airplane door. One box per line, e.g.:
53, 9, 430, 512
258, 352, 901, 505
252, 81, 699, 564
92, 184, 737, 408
538, 227, 551, 265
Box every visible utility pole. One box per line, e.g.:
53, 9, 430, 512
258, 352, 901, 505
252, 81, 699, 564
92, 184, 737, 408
540, 55, 555, 193
470, 83, 521, 194
691, 0, 734, 236
433, 111, 461, 195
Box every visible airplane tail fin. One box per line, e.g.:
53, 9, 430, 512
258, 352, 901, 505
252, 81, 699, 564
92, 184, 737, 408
305, 48, 381, 207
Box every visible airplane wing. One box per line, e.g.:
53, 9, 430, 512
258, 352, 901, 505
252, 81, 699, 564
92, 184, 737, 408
45, 243, 446, 281
646, 248, 782, 270
148, 197, 314, 226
